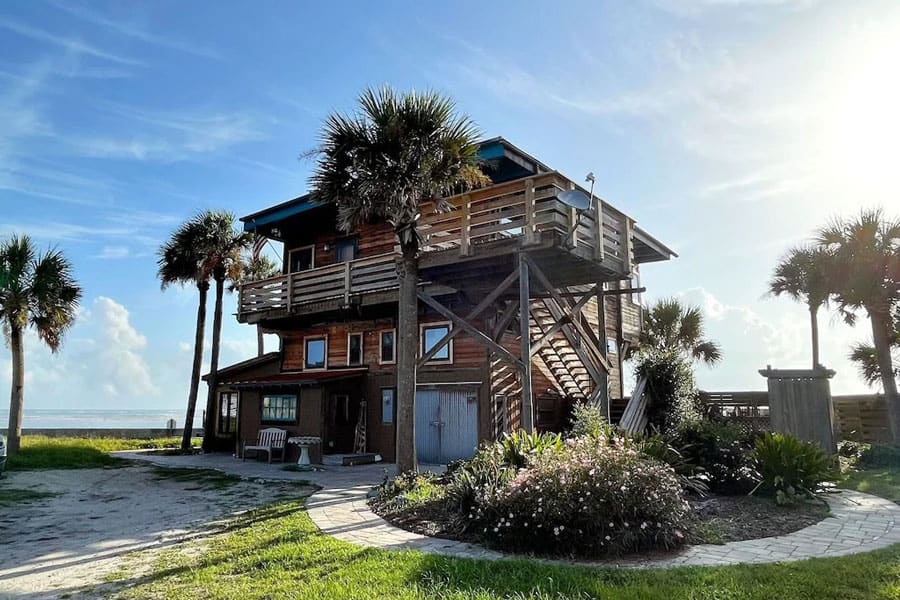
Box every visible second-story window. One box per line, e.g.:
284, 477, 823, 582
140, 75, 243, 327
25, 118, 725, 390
379, 330, 395, 364
335, 238, 357, 263
304, 336, 327, 370
347, 332, 363, 366
289, 245, 315, 273
421, 322, 452, 363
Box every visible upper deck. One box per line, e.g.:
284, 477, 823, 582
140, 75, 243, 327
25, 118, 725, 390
236, 168, 674, 324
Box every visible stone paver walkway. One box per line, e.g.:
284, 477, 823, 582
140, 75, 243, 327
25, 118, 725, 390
122, 452, 900, 568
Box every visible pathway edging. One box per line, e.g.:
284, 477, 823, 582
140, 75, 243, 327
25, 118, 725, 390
307, 485, 900, 568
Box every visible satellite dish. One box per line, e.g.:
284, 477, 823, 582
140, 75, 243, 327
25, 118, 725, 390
558, 189, 592, 211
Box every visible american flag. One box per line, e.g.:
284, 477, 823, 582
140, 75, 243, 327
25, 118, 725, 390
251, 235, 267, 260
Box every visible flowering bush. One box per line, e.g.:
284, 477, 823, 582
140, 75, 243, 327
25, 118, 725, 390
468, 437, 691, 557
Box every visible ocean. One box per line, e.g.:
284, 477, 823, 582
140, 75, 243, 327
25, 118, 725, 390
0, 409, 198, 430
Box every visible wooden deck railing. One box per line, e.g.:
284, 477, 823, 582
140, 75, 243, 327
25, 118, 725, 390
238, 253, 398, 316
419, 172, 634, 273
239, 173, 636, 319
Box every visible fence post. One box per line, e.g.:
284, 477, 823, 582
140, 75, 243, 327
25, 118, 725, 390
759, 366, 836, 453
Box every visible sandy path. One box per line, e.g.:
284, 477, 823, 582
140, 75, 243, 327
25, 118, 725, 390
0, 464, 311, 599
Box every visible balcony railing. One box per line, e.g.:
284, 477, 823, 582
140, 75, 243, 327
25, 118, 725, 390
419, 172, 634, 274
238, 172, 637, 320
238, 252, 398, 317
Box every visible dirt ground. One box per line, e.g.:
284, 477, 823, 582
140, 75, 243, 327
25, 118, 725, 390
0, 464, 311, 599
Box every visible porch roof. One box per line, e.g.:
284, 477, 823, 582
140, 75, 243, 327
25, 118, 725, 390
223, 368, 368, 389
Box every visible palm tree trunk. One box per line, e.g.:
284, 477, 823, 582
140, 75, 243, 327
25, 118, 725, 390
809, 305, 820, 369
202, 277, 226, 452
182, 282, 209, 451
6, 325, 25, 455
395, 247, 418, 473
871, 307, 900, 442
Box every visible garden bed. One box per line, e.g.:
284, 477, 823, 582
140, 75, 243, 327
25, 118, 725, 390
369, 483, 831, 551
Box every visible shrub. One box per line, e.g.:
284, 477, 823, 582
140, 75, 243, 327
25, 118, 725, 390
470, 438, 691, 557
752, 433, 837, 505
499, 430, 562, 469
444, 443, 515, 514
377, 471, 444, 511
634, 349, 700, 432
672, 419, 760, 495
858, 444, 900, 468
635, 433, 708, 496
568, 401, 614, 439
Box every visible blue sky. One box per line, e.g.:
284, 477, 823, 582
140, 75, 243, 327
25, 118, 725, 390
2, 0, 899, 416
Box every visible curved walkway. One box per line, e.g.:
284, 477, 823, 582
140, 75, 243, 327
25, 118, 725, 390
121, 452, 900, 568
306, 484, 900, 568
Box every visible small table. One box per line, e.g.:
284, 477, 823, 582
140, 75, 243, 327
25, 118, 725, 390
287, 436, 321, 467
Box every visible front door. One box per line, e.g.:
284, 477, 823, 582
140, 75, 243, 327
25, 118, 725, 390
415, 387, 479, 464
324, 393, 358, 453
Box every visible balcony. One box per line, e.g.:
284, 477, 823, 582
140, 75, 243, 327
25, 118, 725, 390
238, 172, 664, 323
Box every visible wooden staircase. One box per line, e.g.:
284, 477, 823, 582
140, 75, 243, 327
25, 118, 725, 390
528, 297, 594, 401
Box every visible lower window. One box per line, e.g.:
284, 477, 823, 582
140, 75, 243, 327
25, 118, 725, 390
261, 394, 297, 422
218, 391, 238, 434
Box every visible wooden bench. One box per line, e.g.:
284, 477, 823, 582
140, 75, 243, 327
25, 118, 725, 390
242, 428, 287, 463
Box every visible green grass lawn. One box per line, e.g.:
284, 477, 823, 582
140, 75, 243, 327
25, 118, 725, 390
107, 497, 900, 600
7, 436, 198, 470
109, 462, 900, 600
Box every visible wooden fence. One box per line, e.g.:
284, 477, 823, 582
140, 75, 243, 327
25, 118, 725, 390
698, 390, 890, 444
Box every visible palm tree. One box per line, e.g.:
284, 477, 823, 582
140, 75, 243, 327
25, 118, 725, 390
199, 213, 252, 452
159, 211, 250, 451
817, 209, 900, 441
309, 86, 488, 472
230, 250, 280, 356
634, 297, 722, 366
0, 236, 81, 455
768, 245, 833, 368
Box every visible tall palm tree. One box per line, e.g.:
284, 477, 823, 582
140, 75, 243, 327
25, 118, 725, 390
0, 236, 81, 455
768, 245, 833, 368
310, 86, 488, 472
817, 209, 900, 441
199, 213, 252, 452
230, 250, 280, 356
635, 297, 722, 366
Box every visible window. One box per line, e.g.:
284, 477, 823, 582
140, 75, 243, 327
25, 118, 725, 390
304, 336, 327, 370
347, 332, 363, 366
381, 388, 395, 424
379, 329, 396, 364
421, 322, 452, 362
289, 245, 315, 273
261, 394, 297, 422
607, 337, 618, 354
218, 391, 238, 434
334, 238, 357, 263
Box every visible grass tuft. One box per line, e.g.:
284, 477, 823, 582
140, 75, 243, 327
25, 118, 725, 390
7, 436, 198, 471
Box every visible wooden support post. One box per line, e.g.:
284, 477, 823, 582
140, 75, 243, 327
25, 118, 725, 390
524, 178, 536, 244
567, 182, 578, 248
519, 254, 534, 433
594, 196, 605, 262
492, 300, 519, 342
596, 282, 610, 418
459, 194, 471, 256
286, 273, 294, 311
343, 262, 351, 304
624, 217, 635, 276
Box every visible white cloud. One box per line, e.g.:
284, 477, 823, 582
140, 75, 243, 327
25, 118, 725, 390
0, 16, 144, 67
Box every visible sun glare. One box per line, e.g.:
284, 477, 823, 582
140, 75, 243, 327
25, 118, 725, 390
826, 29, 900, 203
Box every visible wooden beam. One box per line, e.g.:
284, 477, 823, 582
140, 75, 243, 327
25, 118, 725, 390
519, 253, 534, 433
593, 195, 605, 262
459, 193, 470, 256
416, 269, 519, 367
596, 282, 609, 418
492, 299, 519, 342
417, 290, 524, 370
524, 256, 612, 373
524, 178, 536, 244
